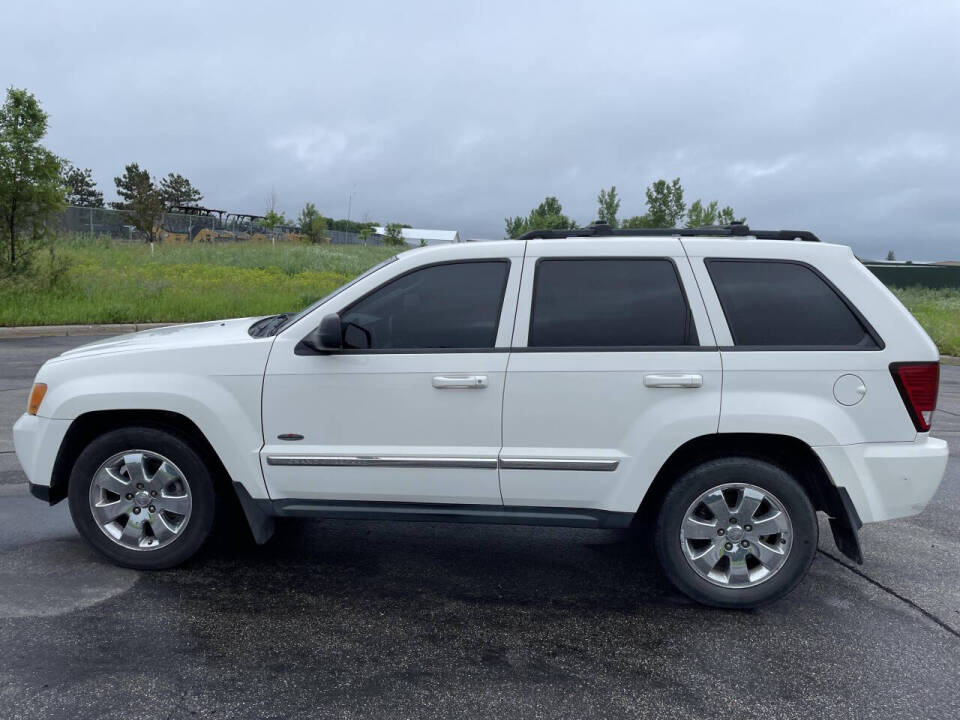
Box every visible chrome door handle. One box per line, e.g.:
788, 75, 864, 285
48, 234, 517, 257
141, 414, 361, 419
432, 375, 489, 389
643, 373, 703, 388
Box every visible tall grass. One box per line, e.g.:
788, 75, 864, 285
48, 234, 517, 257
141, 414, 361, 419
890, 286, 960, 356
0, 239, 395, 325
1, 240, 958, 357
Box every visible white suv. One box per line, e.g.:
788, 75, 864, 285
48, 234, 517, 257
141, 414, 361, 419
13, 224, 949, 608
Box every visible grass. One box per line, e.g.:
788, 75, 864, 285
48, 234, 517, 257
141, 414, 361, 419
0, 238, 395, 325
890, 287, 960, 357
1, 239, 958, 356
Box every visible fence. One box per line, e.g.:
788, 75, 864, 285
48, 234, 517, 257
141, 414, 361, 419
56, 206, 404, 246
328, 229, 384, 245
864, 263, 960, 289
58, 206, 301, 243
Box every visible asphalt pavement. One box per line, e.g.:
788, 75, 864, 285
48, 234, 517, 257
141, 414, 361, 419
0, 336, 958, 719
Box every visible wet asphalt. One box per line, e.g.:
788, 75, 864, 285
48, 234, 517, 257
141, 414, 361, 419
0, 336, 958, 719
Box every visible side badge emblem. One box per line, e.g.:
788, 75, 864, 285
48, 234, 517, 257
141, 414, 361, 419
277, 433, 304, 441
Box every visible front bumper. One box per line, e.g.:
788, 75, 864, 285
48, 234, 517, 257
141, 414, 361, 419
814, 436, 949, 524
12, 413, 72, 499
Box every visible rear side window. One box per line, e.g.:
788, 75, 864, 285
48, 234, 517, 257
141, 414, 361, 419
706, 259, 878, 348
340, 260, 509, 350
529, 258, 697, 348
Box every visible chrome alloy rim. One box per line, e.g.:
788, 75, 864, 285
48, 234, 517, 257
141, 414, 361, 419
680, 483, 793, 589
88, 450, 193, 551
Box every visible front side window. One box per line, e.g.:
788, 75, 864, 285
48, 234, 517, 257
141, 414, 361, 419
339, 261, 510, 350
528, 258, 697, 348
706, 259, 879, 348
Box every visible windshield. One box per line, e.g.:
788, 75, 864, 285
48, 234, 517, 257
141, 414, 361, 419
272, 255, 398, 334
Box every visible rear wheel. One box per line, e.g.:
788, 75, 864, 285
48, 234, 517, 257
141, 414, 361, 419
654, 457, 817, 608
68, 426, 216, 569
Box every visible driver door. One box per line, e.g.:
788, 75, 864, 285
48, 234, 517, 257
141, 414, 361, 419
260, 244, 523, 506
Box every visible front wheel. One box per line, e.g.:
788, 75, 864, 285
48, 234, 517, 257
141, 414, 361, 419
68, 426, 216, 569
654, 457, 817, 609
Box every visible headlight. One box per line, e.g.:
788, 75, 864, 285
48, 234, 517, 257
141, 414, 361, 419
27, 383, 47, 415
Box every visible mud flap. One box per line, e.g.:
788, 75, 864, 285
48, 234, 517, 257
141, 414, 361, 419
232, 482, 276, 545
829, 487, 863, 564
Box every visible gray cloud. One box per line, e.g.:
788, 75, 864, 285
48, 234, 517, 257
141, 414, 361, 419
4, 0, 958, 258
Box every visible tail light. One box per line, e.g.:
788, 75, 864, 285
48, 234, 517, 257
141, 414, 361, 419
889, 362, 939, 432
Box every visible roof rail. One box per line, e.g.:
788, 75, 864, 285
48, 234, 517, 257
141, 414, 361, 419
516, 222, 820, 242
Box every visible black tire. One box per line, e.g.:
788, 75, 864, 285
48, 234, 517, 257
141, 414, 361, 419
67, 426, 216, 569
654, 457, 817, 609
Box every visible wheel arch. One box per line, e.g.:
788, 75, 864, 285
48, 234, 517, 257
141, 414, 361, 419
639, 432, 862, 563
49, 410, 232, 504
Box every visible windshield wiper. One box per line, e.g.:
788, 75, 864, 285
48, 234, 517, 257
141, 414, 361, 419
249, 313, 292, 338
266, 312, 295, 335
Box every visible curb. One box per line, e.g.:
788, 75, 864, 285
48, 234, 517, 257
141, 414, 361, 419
0, 323, 175, 339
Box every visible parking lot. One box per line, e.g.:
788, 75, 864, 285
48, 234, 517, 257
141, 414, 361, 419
1, 335, 958, 719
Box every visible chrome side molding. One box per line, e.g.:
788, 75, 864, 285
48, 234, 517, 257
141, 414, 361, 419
266, 455, 620, 472
265, 455, 498, 469
498, 458, 620, 472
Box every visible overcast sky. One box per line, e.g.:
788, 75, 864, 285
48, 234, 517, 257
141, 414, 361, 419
4, 1, 959, 258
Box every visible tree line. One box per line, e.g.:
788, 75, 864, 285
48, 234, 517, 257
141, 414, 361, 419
505, 180, 745, 238
0, 86, 209, 265
3, 84, 751, 278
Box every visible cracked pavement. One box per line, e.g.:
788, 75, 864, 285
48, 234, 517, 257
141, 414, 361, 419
0, 336, 958, 719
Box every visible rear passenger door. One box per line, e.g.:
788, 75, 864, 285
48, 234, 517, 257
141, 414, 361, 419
499, 238, 722, 515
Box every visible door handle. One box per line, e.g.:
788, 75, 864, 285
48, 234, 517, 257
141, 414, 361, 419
432, 375, 489, 389
643, 373, 703, 388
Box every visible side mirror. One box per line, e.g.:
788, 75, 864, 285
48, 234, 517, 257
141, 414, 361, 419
302, 313, 342, 353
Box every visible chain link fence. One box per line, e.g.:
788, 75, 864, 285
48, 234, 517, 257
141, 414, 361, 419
58, 206, 302, 243
328, 229, 384, 245
57, 207, 442, 247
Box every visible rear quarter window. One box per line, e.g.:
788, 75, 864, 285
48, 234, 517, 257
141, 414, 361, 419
706, 259, 880, 349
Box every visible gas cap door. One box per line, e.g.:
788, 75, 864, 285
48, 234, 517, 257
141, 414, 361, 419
833, 374, 867, 406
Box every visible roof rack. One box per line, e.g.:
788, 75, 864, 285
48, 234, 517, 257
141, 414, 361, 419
516, 222, 820, 242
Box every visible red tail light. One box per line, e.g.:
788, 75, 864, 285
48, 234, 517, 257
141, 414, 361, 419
890, 362, 939, 432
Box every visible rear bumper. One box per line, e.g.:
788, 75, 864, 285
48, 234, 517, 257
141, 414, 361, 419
813, 436, 949, 524
12, 413, 72, 497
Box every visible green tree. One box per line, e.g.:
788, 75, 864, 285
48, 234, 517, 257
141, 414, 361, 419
297, 202, 328, 243
685, 199, 717, 227
262, 209, 287, 230
0, 88, 65, 271
262, 189, 287, 231
644, 177, 686, 226
383, 222, 406, 246
111, 163, 164, 242
685, 199, 744, 227
159, 172, 202, 208
886, 250, 896, 261
716, 205, 741, 225
504, 196, 578, 238
504, 215, 527, 239
596, 186, 620, 228
61, 161, 104, 208
358, 226, 373, 244
621, 178, 685, 228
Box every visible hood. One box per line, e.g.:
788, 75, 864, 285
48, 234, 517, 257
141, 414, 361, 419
54, 317, 267, 361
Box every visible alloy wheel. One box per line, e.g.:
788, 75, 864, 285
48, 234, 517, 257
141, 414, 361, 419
679, 482, 793, 588
88, 450, 193, 551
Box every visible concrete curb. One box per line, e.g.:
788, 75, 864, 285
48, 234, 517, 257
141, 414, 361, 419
0, 323, 174, 339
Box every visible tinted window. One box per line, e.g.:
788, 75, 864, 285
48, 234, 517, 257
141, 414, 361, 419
529, 259, 696, 348
340, 261, 509, 350
707, 260, 877, 347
